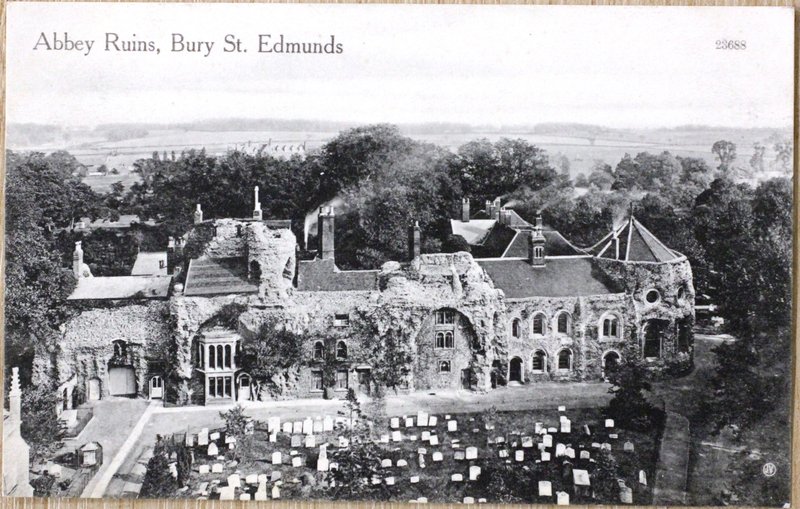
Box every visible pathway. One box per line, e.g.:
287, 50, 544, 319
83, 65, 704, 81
652, 411, 690, 505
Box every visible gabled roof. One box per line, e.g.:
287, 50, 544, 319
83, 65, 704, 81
449, 219, 496, 245
502, 230, 587, 258
477, 258, 620, 299
590, 217, 680, 263
296, 258, 379, 292
68, 275, 172, 300
183, 256, 258, 296
131, 251, 168, 276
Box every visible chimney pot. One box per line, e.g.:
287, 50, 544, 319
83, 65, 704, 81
461, 198, 470, 223
9, 367, 21, 423
194, 204, 203, 224
408, 221, 422, 260
253, 186, 263, 220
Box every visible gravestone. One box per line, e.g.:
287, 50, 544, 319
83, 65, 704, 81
269, 432, 277, 443
185, 434, 194, 447
601, 443, 612, 451
212, 463, 223, 473
245, 474, 258, 485
429, 416, 438, 426
218, 486, 235, 501
429, 435, 439, 446
421, 431, 431, 441
620, 486, 633, 504
583, 424, 591, 435
448, 420, 458, 432
609, 433, 619, 439
390, 417, 400, 429
293, 421, 302, 434
313, 419, 323, 433
558, 405, 566, 412
410, 476, 419, 483
227, 474, 241, 488
210, 432, 220, 441
515, 450, 524, 462
556, 491, 569, 505
303, 418, 313, 435
639, 470, 647, 485
499, 449, 509, 458
239, 494, 250, 501
292, 456, 302, 467
255, 489, 268, 501
381, 458, 392, 468
624, 441, 634, 452
339, 436, 349, 448
271, 452, 282, 465
385, 476, 395, 486
543, 435, 553, 447
451, 473, 463, 482
580, 450, 590, 460
405, 417, 414, 428
565, 447, 575, 459
291, 435, 302, 448
538, 480, 552, 496
605, 419, 614, 428
541, 452, 551, 461
432, 452, 443, 462
305, 435, 316, 448
198, 428, 209, 446
323, 416, 334, 432
282, 422, 292, 433
268, 417, 280, 432
318, 458, 329, 472
392, 431, 402, 442
271, 485, 280, 499
418, 497, 428, 503
496, 437, 505, 444
522, 436, 534, 448
469, 465, 481, 480
258, 474, 268, 484
417, 411, 429, 427
198, 464, 210, 474
535, 422, 543, 434
466, 446, 478, 460
464, 497, 475, 504
397, 459, 408, 467
271, 471, 282, 482
561, 420, 571, 433
454, 451, 466, 461
572, 469, 590, 487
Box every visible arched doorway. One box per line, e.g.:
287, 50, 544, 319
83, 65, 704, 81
88, 377, 101, 401
108, 367, 136, 397
509, 357, 523, 383
602, 351, 621, 379
237, 373, 252, 401
149, 376, 164, 399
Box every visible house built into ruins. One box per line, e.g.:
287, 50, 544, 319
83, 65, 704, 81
37, 188, 695, 409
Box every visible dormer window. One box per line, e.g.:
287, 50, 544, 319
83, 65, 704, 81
534, 246, 544, 259
334, 314, 350, 327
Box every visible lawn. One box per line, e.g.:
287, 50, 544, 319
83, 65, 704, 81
157, 406, 661, 504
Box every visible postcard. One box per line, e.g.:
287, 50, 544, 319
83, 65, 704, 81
2, 3, 794, 506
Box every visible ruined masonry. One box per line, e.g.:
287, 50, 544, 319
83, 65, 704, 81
37, 190, 694, 408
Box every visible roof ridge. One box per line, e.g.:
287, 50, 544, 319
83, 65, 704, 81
631, 217, 676, 262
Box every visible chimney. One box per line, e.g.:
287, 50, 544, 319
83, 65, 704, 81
461, 198, 470, 222
528, 212, 546, 267
317, 206, 335, 260
499, 207, 512, 226
167, 236, 176, 275
194, 204, 203, 224
9, 367, 21, 424
612, 227, 620, 260
408, 221, 421, 260
73, 241, 84, 278
493, 198, 501, 220
253, 186, 263, 220
485, 200, 492, 218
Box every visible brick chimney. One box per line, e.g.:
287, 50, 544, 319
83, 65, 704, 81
194, 204, 203, 224
492, 197, 501, 220
318, 206, 335, 260
9, 367, 21, 424
485, 200, 492, 218
461, 198, 470, 222
499, 207, 511, 226
73, 241, 84, 278
528, 212, 546, 267
253, 186, 263, 220
408, 221, 421, 260
167, 236, 176, 275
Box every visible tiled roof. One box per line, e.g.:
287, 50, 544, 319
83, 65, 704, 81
449, 219, 496, 245
67, 276, 172, 300
477, 258, 619, 298
131, 251, 168, 276
183, 256, 258, 296
502, 230, 587, 258
296, 258, 378, 292
590, 217, 679, 263
470, 223, 517, 258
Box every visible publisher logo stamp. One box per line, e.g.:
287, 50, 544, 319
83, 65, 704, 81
763, 463, 777, 477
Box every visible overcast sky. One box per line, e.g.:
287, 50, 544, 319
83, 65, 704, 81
6, 3, 795, 128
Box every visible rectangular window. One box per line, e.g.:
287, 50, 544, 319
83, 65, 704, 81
334, 313, 350, 327
336, 370, 349, 390
436, 310, 455, 325
311, 371, 323, 391
224, 377, 232, 397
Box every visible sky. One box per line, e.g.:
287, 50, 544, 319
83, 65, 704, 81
5, 3, 795, 129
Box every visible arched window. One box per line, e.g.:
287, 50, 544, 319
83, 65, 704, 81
532, 313, 546, 336
600, 314, 620, 339
217, 345, 224, 369
434, 309, 456, 349
224, 345, 232, 368
557, 349, 572, 371
444, 332, 454, 349
556, 312, 571, 335
511, 319, 521, 338
531, 350, 547, 373
435, 332, 445, 349
439, 360, 451, 373
336, 341, 348, 360
602, 351, 621, 378
313, 341, 324, 360
113, 340, 127, 357
208, 345, 216, 369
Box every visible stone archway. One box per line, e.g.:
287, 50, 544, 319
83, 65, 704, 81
509, 357, 523, 383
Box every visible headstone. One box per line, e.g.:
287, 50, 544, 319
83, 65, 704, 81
478, 498, 487, 503
605, 419, 614, 428
410, 476, 419, 483
292, 456, 302, 467
602, 442, 612, 451
245, 474, 258, 485
464, 497, 475, 504
212, 463, 223, 473
305, 435, 316, 448
580, 450, 590, 460
466, 446, 478, 460
339, 436, 349, 448
620, 486, 633, 504
380, 435, 390, 444
302, 418, 313, 435
258, 474, 268, 484
469, 465, 481, 480
282, 422, 292, 434
313, 419, 323, 434
418, 497, 428, 503
409, 435, 418, 441
535, 422, 543, 434
541, 452, 551, 461
583, 424, 591, 435
592, 442, 601, 449
561, 420, 571, 434
565, 447, 575, 459
225, 434, 236, 444
543, 435, 553, 447
318, 458, 330, 472
417, 411, 429, 427
639, 470, 647, 486
271, 452, 282, 465
385, 476, 395, 486
198, 428, 209, 446
269, 432, 277, 443
538, 480, 552, 496
405, 417, 414, 428
323, 416, 334, 432
522, 436, 534, 448
271, 471, 282, 482
255, 489, 268, 501
548, 427, 558, 434
291, 435, 302, 448
418, 447, 427, 455
239, 494, 251, 501
429, 416, 438, 426
421, 431, 431, 441
381, 459, 392, 468
185, 434, 194, 447
451, 473, 463, 482
271, 485, 280, 499
397, 459, 408, 467
390, 417, 400, 429
454, 451, 466, 461
293, 421, 303, 434
573, 469, 590, 486
227, 473, 241, 488
268, 416, 280, 432
495, 436, 505, 444
609, 433, 619, 439
392, 430, 402, 442
210, 432, 221, 441
558, 405, 566, 412
556, 491, 569, 505
624, 441, 635, 452
432, 452, 443, 462
198, 464, 210, 474
429, 435, 439, 446
218, 486, 235, 500
448, 420, 458, 432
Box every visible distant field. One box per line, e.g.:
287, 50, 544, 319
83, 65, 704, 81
8, 126, 790, 192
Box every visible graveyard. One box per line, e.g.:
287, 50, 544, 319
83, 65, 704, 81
146, 404, 661, 504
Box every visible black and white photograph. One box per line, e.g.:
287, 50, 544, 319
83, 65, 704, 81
2, 3, 795, 506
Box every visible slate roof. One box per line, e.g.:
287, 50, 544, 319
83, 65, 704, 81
183, 256, 259, 296
296, 258, 379, 292
502, 230, 586, 258
477, 258, 619, 299
589, 217, 679, 263
68, 275, 172, 300
131, 251, 168, 276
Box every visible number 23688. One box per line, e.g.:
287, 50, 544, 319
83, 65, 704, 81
716, 40, 747, 50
